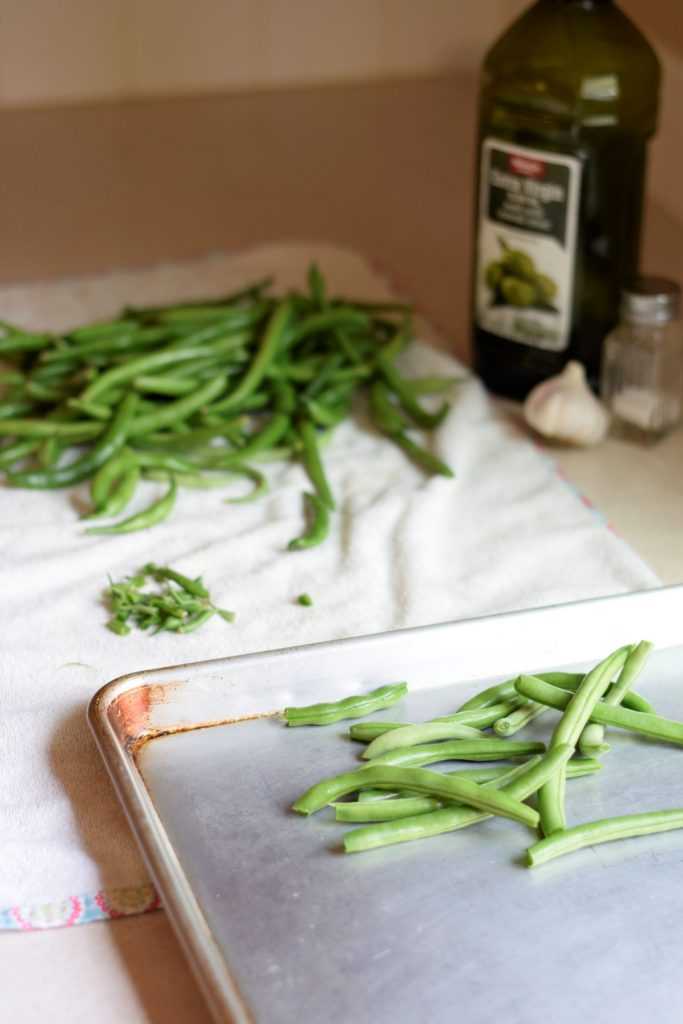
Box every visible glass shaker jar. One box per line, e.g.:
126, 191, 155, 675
601, 277, 683, 442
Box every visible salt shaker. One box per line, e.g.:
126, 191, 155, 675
601, 277, 683, 442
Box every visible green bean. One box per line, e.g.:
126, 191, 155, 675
214, 413, 289, 463
24, 380, 67, 403
345, 756, 601, 819
45, 326, 169, 361
143, 562, 209, 599
307, 263, 327, 309
80, 334, 248, 401
0, 418, 102, 440
129, 375, 227, 436
131, 450, 198, 474
535, 646, 631, 836
343, 746, 572, 853
70, 319, 139, 342
288, 491, 331, 551
292, 764, 540, 828
86, 463, 140, 520
369, 379, 407, 434
157, 303, 267, 326
347, 702, 521, 743
377, 351, 449, 428
175, 608, 216, 633
515, 674, 683, 747
207, 300, 292, 414
335, 764, 531, 821
527, 808, 683, 867
37, 437, 63, 469
8, 392, 138, 489
135, 423, 244, 450
368, 738, 546, 767
222, 465, 268, 503
391, 432, 455, 478
456, 673, 572, 713
133, 374, 199, 396
86, 477, 177, 535
579, 640, 653, 756
67, 398, 114, 421
494, 701, 549, 736
89, 448, 137, 509
363, 763, 539, 796
284, 682, 407, 727
304, 397, 350, 429
0, 332, 52, 354
298, 416, 335, 509
337, 795, 447, 822
0, 438, 41, 468
0, 400, 38, 419
362, 721, 484, 760
286, 309, 369, 348
543, 671, 654, 714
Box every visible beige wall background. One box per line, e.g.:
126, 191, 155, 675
0, 0, 519, 108
0, 1, 675, 108
0, 0, 679, 222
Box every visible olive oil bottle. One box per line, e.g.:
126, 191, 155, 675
473, 0, 660, 399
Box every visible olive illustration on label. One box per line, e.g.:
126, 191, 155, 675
501, 276, 535, 307
484, 237, 559, 312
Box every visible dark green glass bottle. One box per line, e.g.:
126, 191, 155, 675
473, 0, 660, 399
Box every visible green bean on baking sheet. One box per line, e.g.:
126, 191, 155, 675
289, 641, 683, 868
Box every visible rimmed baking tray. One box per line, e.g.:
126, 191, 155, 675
89, 585, 683, 1024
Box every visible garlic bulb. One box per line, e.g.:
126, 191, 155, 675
523, 361, 610, 446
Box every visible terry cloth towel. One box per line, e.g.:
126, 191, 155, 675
0, 242, 657, 930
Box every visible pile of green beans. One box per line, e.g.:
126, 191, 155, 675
106, 562, 235, 635
0, 266, 455, 543
288, 643, 683, 866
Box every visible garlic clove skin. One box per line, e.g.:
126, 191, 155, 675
523, 360, 610, 446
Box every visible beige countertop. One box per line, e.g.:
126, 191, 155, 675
3, 75, 682, 1023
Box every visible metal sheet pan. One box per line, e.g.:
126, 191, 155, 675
89, 585, 683, 1024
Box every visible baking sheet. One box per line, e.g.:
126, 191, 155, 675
90, 586, 683, 1024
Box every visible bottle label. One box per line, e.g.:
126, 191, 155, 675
475, 138, 582, 352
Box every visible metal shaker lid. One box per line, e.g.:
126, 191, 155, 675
621, 277, 681, 325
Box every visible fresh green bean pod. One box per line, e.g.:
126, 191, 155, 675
0, 418, 102, 440
86, 477, 177, 535
288, 491, 330, 551
129, 375, 227, 436
536, 646, 631, 837
527, 808, 683, 867
207, 300, 292, 414
515, 674, 683, 747
362, 721, 484, 760
347, 702, 521, 743
80, 334, 248, 401
579, 640, 653, 756
494, 701, 549, 737
8, 392, 138, 489
85, 463, 140, 520
297, 416, 335, 509
377, 350, 449, 428
368, 738, 546, 767
292, 763, 540, 828
343, 746, 573, 853
284, 683, 407, 727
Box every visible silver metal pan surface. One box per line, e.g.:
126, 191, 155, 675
89, 585, 683, 1024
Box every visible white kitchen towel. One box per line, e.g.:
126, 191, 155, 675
0, 243, 657, 930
